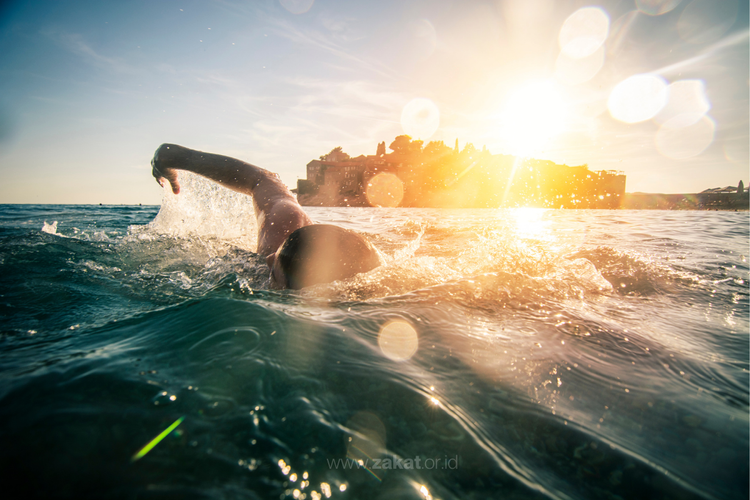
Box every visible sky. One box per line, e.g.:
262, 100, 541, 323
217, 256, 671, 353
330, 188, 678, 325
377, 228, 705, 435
0, 0, 747, 204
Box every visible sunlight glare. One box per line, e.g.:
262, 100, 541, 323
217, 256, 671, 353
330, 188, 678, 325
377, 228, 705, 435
512, 208, 551, 241
608, 74, 668, 123
419, 484, 433, 500
499, 80, 569, 157
558, 7, 610, 59
320, 483, 332, 498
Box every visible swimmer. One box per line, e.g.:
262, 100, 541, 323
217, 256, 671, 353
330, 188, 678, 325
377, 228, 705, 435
151, 144, 383, 289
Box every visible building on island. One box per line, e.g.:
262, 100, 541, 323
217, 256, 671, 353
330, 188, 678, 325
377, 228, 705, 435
296, 136, 627, 209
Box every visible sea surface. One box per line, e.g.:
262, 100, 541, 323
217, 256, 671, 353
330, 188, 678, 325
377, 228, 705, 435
1, 173, 748, 500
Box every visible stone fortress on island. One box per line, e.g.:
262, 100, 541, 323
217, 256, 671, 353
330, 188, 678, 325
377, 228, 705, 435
295, 136, 748, 210
296, 135, 625, 209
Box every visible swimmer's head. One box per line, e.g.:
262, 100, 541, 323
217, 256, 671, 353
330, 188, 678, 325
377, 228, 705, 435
268, 224, 382, 289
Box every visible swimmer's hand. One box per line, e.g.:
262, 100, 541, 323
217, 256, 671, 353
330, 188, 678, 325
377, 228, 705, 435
151, 144, 181, 194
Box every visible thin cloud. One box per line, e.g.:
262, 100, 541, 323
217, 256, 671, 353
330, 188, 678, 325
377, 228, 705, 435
654, 29, 749, 77
318, 14, 366, 43
29, 95, 76, 106
268, 17, 401, 81
194, 73, 245, 89
43, 29, 136, 74
281, 77, 405, 111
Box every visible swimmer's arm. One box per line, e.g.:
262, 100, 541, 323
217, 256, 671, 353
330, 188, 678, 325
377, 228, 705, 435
151, 143, 312, 256
152, 143, 297, 211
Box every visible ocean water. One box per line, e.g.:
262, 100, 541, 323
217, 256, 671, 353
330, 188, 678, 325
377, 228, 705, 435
0, 173, 747, 500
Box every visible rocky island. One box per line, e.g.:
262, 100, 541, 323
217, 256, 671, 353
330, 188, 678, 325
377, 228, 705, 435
296, 136, 626, 209
296, 136, 748, 210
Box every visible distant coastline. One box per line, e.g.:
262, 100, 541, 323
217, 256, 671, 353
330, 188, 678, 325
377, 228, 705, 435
294, 136, 748, 210
622, 189, 749, 210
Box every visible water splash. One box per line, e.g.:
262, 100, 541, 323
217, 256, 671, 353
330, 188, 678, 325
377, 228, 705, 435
146, 171, 258, 250
41, 220, 58, 235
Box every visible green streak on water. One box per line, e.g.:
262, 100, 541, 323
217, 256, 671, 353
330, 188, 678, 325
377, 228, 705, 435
131, 416, 185, 462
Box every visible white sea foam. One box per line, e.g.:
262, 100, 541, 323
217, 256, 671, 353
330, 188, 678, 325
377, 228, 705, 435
41, 220, 59, 235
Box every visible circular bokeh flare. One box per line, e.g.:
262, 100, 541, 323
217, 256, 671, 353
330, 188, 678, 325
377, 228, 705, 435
559, 7, 610, 59
378, 320, 418, 361
608, 74, 668, 123
401, 98, 440, 139
279, 0, 314, 15
366, 173, 404, 208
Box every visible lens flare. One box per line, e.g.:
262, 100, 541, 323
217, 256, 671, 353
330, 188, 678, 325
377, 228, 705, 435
366, 173, 404, 208
558, 7, 610, 59
279, 0, 314, 15
378, 320, 418, 361
131, 416, 185, 462
345, 411, 385, 481
555, 45, 605, 85
678, 0, 738, 45
656, 115, 715, 159
608, 74, 668, 123
409, 19, 437, 60
401, 98, 440, 139
654, 79, 710, 126
608, 10, 639, 54
723, 137, 749, 164
636, 0, 682, 16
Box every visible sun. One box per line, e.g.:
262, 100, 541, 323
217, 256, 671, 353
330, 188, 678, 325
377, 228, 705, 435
499, 80, 569, 158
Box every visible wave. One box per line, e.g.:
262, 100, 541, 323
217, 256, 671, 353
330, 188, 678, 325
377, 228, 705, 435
4, 187, 745, 500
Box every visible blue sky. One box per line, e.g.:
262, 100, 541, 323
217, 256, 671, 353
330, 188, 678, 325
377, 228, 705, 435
0, 0, 747, 204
